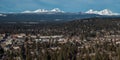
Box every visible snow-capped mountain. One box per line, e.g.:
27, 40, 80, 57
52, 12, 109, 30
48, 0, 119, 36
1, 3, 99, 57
0, 14, 6, 17
22, 8, 64, 13
50, 8, 64, 12
85, 9, 119, 15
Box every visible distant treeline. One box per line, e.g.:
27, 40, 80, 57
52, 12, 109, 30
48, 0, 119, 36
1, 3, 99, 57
0, 18, 120, 37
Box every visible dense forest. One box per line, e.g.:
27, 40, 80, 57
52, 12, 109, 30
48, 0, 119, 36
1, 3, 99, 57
1, 17, 120, 60
0, 17, 120, 36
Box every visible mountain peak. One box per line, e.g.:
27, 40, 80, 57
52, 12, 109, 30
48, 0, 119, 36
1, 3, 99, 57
85, 9, 119, 15
34, 9, 48, 13
100, 9, 112, 15
51, 8, 64, 12
22, 8, 64, 13
0, 14, 7, 17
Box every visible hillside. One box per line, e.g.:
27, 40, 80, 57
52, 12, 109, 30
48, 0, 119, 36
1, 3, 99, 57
0, 17, 120, 37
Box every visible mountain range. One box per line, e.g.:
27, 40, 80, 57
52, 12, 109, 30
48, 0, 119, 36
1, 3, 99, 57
85, 9, 119, 15
22, 8, 64, 13
0, 14, 7, 17
0, 8, 120, 22
22, 8, 119, 16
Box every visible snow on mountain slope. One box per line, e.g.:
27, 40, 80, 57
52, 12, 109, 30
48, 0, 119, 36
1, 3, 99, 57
22, 8, 64, 13
0, 14, 7, 17
51, 8, 64, 12
85, 9, 119, 15
33, 9, 48, 13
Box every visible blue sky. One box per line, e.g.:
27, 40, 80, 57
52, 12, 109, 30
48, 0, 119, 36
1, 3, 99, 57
0, 0, 120, 13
